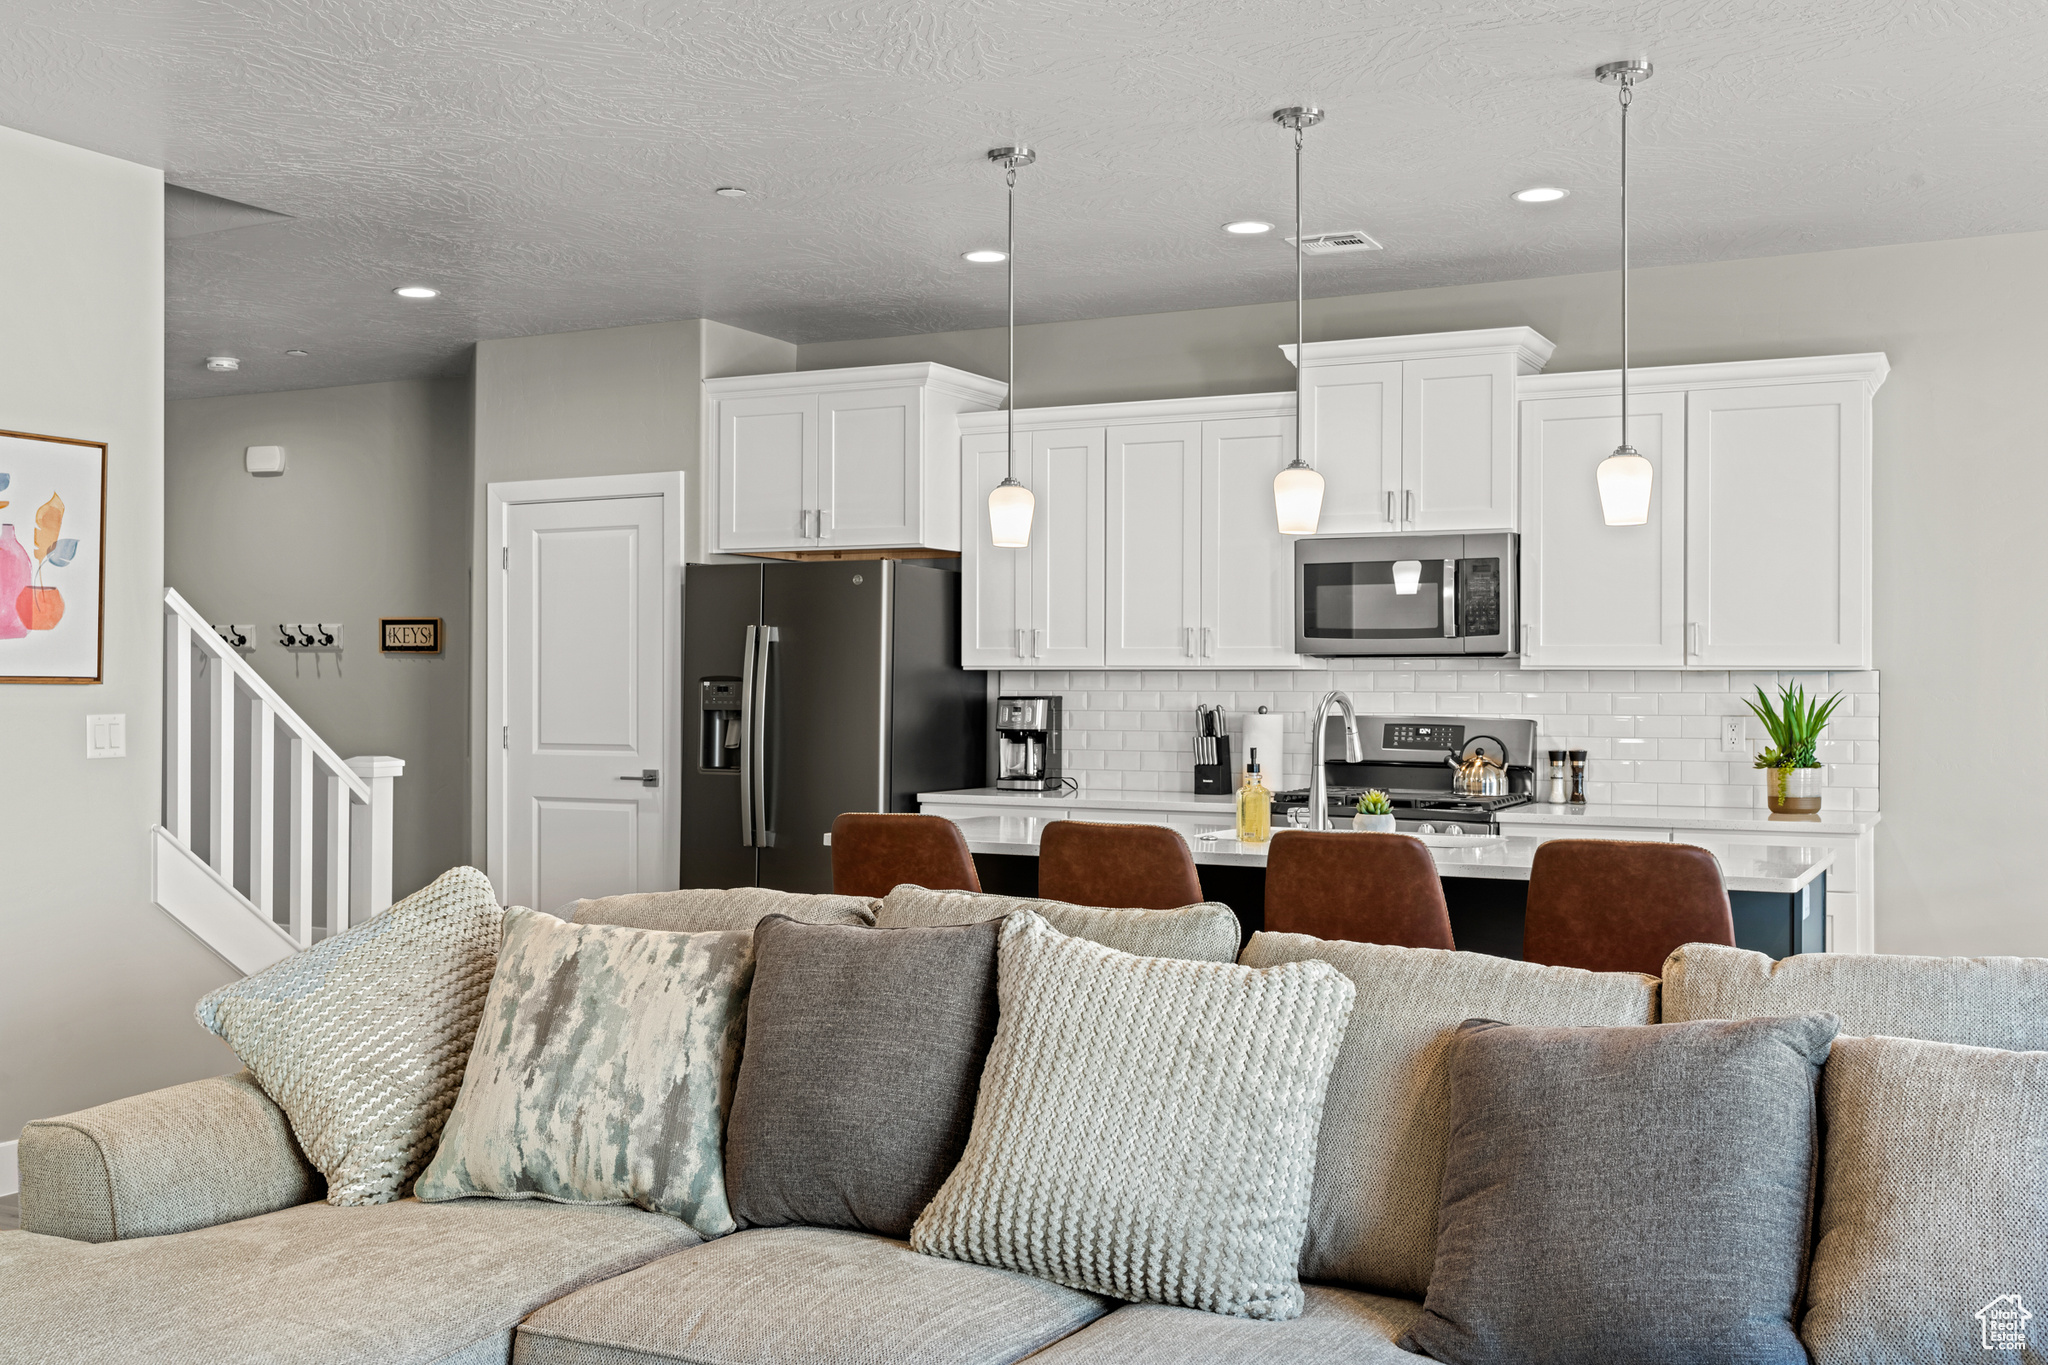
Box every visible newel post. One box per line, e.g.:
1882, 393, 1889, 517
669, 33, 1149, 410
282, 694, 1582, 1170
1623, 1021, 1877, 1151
345, 756, 405, 924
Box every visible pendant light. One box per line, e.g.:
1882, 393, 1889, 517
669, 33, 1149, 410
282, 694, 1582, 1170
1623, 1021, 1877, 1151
1595, 60, 1654, 526
1272, 106, 1326, 536
987, 146, 1037, 548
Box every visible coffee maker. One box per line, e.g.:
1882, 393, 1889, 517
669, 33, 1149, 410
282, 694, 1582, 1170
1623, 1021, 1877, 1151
994, 695, 1062, 791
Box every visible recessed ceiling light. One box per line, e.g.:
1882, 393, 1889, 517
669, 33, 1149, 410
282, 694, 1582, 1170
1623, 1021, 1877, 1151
714, 186, 749, 198
1223, 220, 1274, 235
285, 349, 308, 357
962, 249, 1007, 264
1512, 186, 1570, 203
205, 356, 240, 372
393, 285, 439, 299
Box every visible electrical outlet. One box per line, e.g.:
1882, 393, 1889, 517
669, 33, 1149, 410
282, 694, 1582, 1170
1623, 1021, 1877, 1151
1721, 716, 1744, 753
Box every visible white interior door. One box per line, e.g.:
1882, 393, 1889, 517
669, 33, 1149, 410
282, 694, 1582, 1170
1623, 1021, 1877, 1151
816, 385, 920, 548
1518, 391, 1687, 667
493, 476, 682, 912
1105, 422, 1202, 667
1202, 416, 1305, 669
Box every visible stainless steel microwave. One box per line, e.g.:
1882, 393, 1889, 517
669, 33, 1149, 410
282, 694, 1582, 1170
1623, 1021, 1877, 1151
1294, 532, 1518, 657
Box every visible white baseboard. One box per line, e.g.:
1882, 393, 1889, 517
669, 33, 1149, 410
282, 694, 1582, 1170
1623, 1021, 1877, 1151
0, 1138, 17, 1198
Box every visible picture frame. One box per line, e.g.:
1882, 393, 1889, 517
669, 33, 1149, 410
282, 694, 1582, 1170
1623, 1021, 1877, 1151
1, 428, 106, 684
380, 617, 443, 654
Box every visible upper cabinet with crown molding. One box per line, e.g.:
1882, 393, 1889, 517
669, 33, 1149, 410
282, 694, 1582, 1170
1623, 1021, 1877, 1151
704, 363, 1006, 556
1284, 328, 1558, 535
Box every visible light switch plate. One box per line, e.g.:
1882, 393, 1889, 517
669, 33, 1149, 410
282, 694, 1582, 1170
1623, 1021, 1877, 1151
1721, 716, 1744, 753
86, 713, 126, 758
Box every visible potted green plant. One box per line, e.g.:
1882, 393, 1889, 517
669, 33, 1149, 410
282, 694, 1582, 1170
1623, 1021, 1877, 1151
1744, 682, 1846, 815
1352, 789, 1396, 833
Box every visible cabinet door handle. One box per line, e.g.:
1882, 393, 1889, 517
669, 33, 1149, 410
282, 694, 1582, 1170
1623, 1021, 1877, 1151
1201, 626, 1213, 658
817, 509, 831, 540
1184, 626, 1194, 658
1521, 623, 1532, 659
1386, 490, 1395, 525
1688, 622, 1701, 659
1031, 628, 1042, 659
1016, 628, 1026, 659
1405, 489, 1415, 525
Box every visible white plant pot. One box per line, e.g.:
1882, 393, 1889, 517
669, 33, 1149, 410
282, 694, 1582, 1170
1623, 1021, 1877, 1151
1352, 813, 1397, 833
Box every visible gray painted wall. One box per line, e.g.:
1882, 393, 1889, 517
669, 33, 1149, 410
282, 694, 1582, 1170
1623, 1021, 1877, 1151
798, 230, 2048, 958
0, 124, 237, 1141
165, 379, 474, 898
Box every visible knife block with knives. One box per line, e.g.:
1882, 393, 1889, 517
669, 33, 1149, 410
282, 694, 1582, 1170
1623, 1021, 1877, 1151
1192, 705, 1235, 795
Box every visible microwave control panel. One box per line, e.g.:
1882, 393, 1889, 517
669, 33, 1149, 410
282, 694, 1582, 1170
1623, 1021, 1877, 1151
1457, 558, 1501, 637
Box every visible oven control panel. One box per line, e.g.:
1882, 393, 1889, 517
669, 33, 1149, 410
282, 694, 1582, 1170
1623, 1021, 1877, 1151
1384, 722, 1464, 753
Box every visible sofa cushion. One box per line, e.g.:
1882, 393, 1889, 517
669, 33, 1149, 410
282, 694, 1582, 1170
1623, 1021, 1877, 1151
1801, 1035, 2048, 1365
1399, 1014, 1838, 1365
570, 886, 877, 931
1662, 942, 2048, 1048
19, 1069, 318, 1242
1023, 1285, 1425, 1363
878, 884, 1240, 961
195, 864, 506, 1205
417, 909, 753, 1236
725, 915, 1000, 1237
513, 1225, 1112, 1365
1237, 932, 1659, 1298
912, 911, 1355, 1321
0, 1196, 696, 1365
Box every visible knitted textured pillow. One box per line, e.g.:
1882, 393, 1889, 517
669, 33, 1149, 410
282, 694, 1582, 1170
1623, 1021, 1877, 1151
910, 911, 1355, 1320
195, 865, 505, 1205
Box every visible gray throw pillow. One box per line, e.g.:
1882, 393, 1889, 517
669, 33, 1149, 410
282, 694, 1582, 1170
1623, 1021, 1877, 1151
1399, 1013, 1839, 1365
724, 914, 1002, 1238
879, 884, 1239, 962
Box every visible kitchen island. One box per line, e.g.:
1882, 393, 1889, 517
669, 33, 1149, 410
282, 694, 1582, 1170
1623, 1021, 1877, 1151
946, 814, 1832, 960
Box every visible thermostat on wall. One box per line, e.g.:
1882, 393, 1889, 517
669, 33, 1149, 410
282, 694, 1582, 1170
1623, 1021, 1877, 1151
245, 445, 286, 476
381, 618, 442, 654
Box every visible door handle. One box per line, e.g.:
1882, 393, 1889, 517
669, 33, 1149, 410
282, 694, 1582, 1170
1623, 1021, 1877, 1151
1386, 490, 1395, 525
1016, 627, 1026, 659
1689, 622, 1701, 660
817, 509, 831, 540
1200, 626, 1213, 658
738, 625, 758, 846
753, 625, 777, 846
617, 769, 659, 788
795, 509, 807, 539
1521, 623, 1532, 658
1030, 627, 1042, 659
1405, 489, 1416, 525
1441, 559, 1458, 637
1184, 626, 1194, 658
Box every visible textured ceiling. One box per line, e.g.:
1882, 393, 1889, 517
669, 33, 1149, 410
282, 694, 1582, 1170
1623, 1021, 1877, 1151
4, 0, 2045, 398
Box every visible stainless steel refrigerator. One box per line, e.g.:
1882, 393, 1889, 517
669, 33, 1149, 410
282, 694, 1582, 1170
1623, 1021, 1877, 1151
681, 559, 984, 892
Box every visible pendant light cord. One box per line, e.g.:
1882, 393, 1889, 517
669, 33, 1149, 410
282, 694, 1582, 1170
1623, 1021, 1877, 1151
1005, 165, 1017, 484
1618, 77, 1631, 443
1294, 124, 1305, 448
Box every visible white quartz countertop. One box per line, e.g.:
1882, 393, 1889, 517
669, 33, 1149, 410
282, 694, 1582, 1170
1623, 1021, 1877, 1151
919, 787, 1880, 836
946, 814, 1834, 894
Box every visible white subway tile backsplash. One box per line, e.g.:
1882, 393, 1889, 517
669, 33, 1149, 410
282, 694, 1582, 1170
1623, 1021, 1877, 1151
1565, 693, 1613, 714
1659, 694, 1707, 715
1589, 715, 1637, 738
1681, 671, 1730, 692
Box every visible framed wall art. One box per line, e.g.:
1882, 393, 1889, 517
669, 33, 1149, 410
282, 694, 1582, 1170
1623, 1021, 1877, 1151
1, 428, 106, 683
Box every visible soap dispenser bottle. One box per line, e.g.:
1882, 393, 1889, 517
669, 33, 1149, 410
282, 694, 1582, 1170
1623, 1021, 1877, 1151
1236, 747, 1272, 844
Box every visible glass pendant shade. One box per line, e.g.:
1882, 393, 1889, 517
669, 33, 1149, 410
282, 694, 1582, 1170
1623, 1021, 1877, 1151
1392, 559, 1422, 595
1273, 460, 1325, 537
1597, 445, 1654, 526
988, 476, 1035, 548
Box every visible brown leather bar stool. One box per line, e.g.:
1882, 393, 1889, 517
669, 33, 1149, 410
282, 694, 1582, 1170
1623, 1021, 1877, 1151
1037, 820, 1205, 909
1262, 831, 1456, 949
830, 813, 981, 899
1521, 839, 1735, 976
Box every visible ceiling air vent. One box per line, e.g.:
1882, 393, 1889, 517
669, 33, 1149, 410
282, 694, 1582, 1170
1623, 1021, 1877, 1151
1285, 230, 1383, 255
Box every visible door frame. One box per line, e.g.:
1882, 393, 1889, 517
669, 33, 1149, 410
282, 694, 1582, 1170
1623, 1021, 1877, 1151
485, 472, 686, 902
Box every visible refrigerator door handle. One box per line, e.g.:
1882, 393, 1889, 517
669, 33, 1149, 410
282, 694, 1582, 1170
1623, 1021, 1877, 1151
738, 625, 759, 846
752, 625, 778, 846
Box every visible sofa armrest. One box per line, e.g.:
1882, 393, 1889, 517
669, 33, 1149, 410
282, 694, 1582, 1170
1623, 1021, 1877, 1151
18, 1069, 320, 1242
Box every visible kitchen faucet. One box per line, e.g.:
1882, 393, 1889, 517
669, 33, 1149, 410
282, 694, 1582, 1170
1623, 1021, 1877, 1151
1307, 690, 1365, 831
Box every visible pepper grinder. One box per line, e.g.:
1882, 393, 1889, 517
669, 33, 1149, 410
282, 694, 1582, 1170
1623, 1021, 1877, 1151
1546, 750, 1568, 804
1567, 749, 1589, 805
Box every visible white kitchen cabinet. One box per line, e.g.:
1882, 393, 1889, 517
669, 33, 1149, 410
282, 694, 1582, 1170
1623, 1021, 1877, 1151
1686, 380, 1871, 669
960, 425, 1106, 668
1518, 391, 1688, 668
1202, 416, 1308, 668
705, 363, 1005, 555
1517, 355, 1886, 672
1105, 422, 1203, 667
1291, 329, 1555, 534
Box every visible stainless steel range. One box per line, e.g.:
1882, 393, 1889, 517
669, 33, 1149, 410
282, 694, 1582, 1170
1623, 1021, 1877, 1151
1272, 715, 1540, 835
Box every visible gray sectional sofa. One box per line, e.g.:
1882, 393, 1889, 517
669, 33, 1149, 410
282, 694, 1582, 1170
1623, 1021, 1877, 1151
3, 887, 2044, 1365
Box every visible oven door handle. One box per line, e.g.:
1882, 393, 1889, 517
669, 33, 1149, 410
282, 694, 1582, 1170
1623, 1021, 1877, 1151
1441, 559, 1458, 637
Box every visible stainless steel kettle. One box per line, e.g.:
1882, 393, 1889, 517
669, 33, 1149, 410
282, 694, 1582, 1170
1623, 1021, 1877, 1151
1448, 738, 1509, 796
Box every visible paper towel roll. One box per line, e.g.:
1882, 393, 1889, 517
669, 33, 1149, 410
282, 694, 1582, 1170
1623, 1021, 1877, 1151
1238, 712, 1287, 792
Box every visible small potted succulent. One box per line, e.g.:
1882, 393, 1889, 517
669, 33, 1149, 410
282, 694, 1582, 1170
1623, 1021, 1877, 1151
1352, 789, 1396, 833
1745, 682, 1846, 815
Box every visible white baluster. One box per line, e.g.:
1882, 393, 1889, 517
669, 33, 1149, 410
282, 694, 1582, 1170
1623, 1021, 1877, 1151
324, 770, 351, 938
346, 757, 404, 921
165, 613, 192, 842
249, 697, 276, 915
288, 736, 314, 947
208, 648, 236, 879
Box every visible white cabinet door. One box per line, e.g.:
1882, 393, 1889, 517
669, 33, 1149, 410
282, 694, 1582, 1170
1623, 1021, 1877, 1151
1403, 353, 1517, 531
1106, 422, 1202, 667
816, 385, 921, 549
1202, 416, 1306, 669
1301, 360, 1402, 534
1519, 391, 1687, 668
716, 394, 815, 551
959, 432, 1029, 667
1686, 381, 1870, 668
1027, 427, 1107, 669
